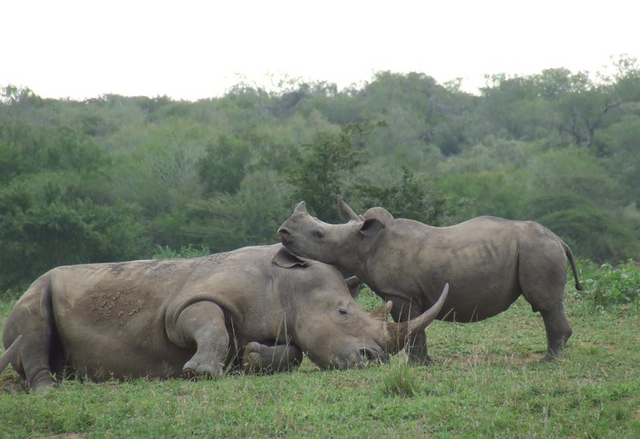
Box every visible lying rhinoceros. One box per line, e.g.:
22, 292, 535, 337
1, 244, 448, 393
278, 198, 582, 363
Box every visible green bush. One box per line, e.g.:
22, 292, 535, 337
579, 260, 640, 311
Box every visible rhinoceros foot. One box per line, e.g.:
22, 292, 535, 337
540, 352, 566, 363
242, 342, 304, 374
182, 356, 224, 380
31, 377, 56, 394
242, 342, 264, 373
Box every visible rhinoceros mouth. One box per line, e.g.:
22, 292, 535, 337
358, 344, 387, 363
325, 343, 387, 370
277, 227, 294, 245
307, 340, 386, 370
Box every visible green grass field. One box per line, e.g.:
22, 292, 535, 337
1, 277, 639, 437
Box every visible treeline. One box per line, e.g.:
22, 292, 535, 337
1, 56, 640, 293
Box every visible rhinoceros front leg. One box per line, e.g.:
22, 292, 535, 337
172, 301, 229, 379
388, 296, 431, 365
242, 342, 303, 374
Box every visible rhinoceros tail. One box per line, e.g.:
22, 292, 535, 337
560, 240, 583, 291
0, 335, 22, 375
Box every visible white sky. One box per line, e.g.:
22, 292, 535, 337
2, 0, 639, 100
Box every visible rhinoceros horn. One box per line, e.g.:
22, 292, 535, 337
337, 195, 359, 221
368, 300, 393, 321
384, 283, 449, 353
406, 283, 449, 336
294, 201, 308, 214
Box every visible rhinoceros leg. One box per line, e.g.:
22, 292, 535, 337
388, 297, 431, 365
242, 342, 303, 374
518, 238, 573, 360
3, 274, 57, 393
540, 302, 572, 360
172, 301, 229, 378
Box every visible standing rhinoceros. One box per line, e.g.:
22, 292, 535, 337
1, 244, 448, 393
278, 198, 583, 363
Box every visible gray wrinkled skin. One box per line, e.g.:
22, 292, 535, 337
278, 199, 583, 362
2, 244, 418, 393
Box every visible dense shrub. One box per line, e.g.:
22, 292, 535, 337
579, 260, 640, 311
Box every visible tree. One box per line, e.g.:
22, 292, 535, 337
284, 121, 379, 222
479, 74, 549, 140
354, 166, 450, 226
528, 192, 640, 263
182, 170, 290, 252
0, 181, 149, 293
526, 147, 621, 204
198, 135, 251, 195
481, 69, 624, 149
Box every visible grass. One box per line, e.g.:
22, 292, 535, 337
381, 353, 417, 398
1, 267, 639, 437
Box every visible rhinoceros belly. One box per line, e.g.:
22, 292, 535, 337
50, 271, 191, 380
432, 253, 522, 322
418, 231, 522, 322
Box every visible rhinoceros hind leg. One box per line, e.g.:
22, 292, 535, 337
242, 342, 303, 374
10, 333, 57, 393
3, 276, 58, 393
517, 240, 572, 360
520, 284, 572, 360
540, 302, 572, 360
173, 301, 229, 379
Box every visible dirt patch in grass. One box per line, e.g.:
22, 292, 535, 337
441, 352, 543, 367
42, 435, 86, 439
579, 341, 617, 351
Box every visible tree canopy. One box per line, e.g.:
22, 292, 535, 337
2, 56, 640, 293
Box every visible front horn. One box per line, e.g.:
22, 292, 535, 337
294, 201, 308, 214
384, 283, 450, 353
407, 283, 449, 337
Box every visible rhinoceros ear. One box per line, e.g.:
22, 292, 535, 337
273, 247, 309, 268
360, 218, 385, 236
359, 207, 393, 236
345, 276, 363, 298
363, 207, 394, 224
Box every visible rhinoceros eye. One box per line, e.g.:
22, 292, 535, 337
338, 308, 348, 317
312, 228, 325, 239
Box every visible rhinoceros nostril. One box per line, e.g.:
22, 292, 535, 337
278, 227, 292, 236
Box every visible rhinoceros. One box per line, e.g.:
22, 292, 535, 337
278, 198, 583, 363
1, 244, 448, 393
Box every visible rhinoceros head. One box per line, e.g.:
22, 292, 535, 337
276, 251, 448, 369
274, 239, 448, 368
278, 197, 393, 275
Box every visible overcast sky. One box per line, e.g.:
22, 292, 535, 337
2, 0, 638, 100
